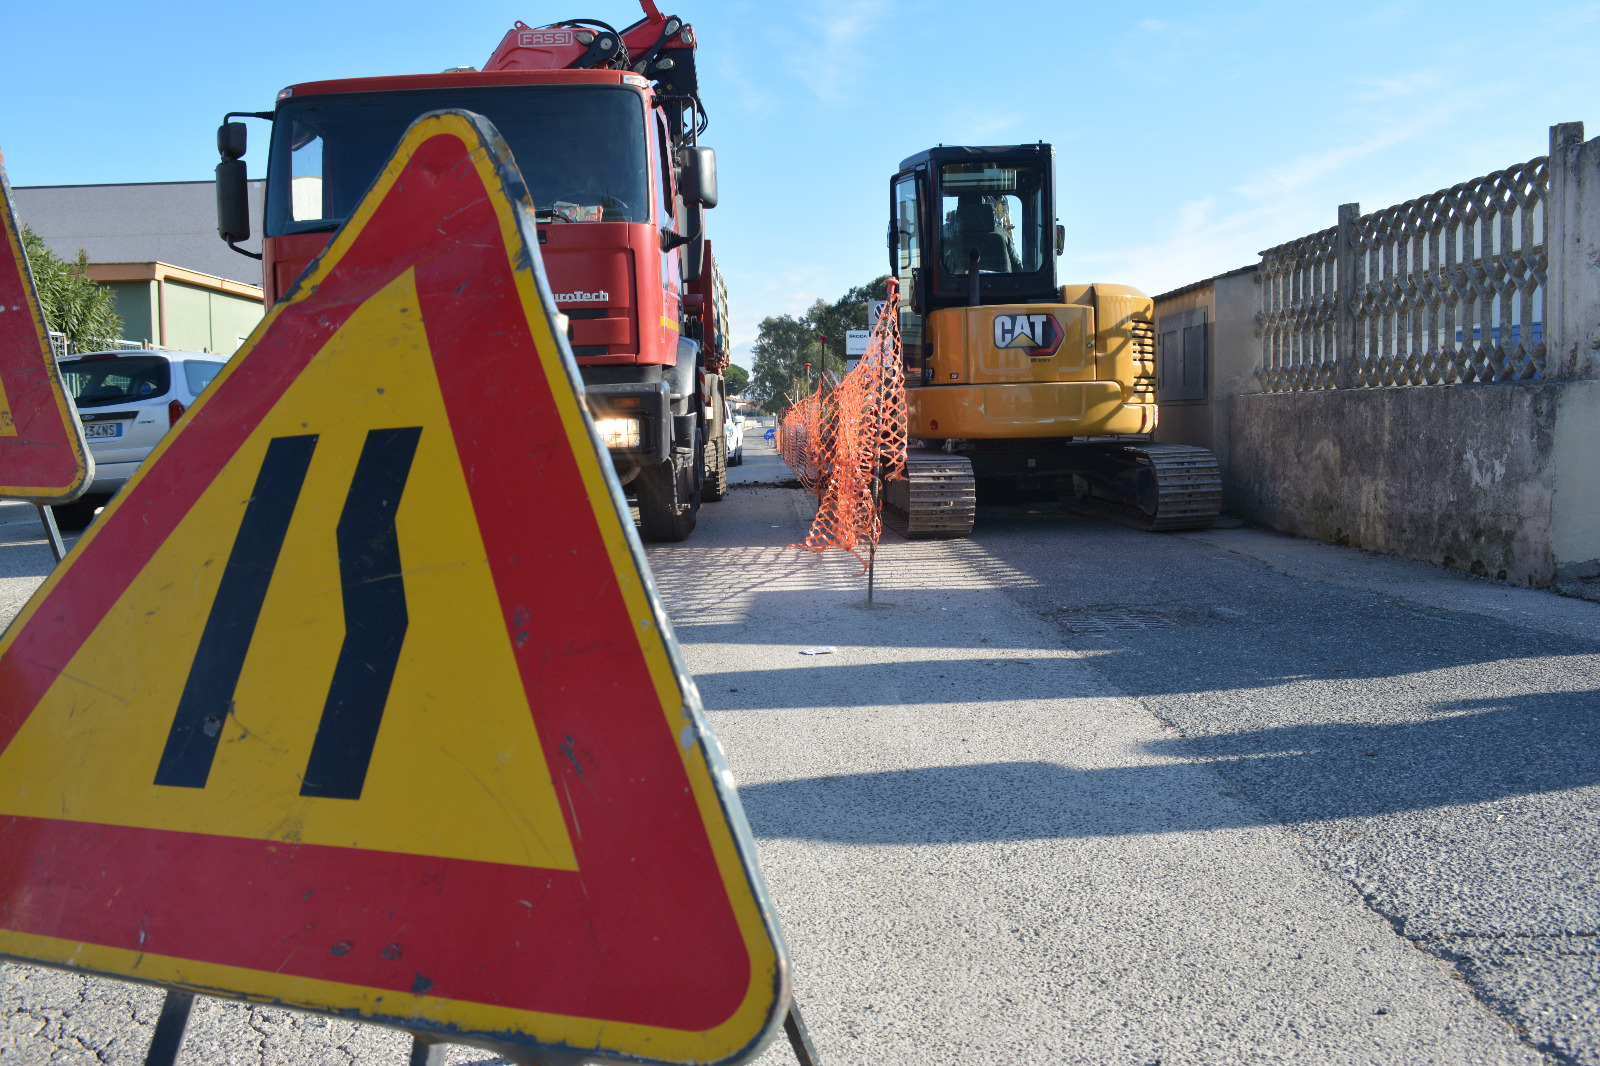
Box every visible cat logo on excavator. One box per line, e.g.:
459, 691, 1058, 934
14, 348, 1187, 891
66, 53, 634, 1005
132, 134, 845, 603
992, 312, 1063, 358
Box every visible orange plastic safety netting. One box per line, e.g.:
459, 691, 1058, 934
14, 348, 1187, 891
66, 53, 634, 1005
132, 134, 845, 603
779, 277, 909, 567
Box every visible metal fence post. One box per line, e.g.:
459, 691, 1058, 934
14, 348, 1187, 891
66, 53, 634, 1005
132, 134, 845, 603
1335, 203, 1360, 388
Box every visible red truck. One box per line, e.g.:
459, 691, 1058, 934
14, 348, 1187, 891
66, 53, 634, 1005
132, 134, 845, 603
213, 1, 732, 539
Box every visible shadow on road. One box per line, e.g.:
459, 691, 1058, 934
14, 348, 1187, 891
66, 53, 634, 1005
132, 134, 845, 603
740, 760, 1265, 843
737, 694, 1600, 842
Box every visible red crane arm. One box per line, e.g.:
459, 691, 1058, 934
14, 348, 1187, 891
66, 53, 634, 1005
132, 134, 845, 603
485, 1, 695, 78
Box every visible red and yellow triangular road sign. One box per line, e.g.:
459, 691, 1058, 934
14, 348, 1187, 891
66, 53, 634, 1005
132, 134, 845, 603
0, 113, 786, 1065
0, 157, 93, 501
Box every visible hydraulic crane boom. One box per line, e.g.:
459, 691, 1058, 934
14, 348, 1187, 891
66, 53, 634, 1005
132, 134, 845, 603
486, 1, 703, 126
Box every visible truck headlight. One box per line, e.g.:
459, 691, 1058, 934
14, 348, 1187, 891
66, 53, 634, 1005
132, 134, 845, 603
596, 417, 641, 449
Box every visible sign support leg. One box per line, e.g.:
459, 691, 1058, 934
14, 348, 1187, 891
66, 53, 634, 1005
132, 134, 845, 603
784, 996, 821, 1066
35, 504, 64, 564
408, 1034, 448, 1066
142, 990, 194, 1066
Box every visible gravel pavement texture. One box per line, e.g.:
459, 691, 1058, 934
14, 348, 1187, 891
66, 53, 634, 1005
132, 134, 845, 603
1, 436, 1596, 1064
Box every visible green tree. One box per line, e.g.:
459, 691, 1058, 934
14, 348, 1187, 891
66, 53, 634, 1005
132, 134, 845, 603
810, 276, 890, 373
722, 362, 750, 395
750, 313, 823, 414
20, 226, 123, 353
748, 275, 891, 414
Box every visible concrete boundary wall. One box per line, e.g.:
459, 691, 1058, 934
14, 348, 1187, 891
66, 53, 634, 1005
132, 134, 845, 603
1161, 123, 1600, 587
1230, 381, 1600, 585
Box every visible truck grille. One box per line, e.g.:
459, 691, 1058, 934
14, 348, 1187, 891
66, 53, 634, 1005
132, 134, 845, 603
1130, 320, 1157, 400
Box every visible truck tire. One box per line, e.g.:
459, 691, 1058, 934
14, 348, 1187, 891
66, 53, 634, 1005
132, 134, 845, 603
636, 436, 701, 542
704, 433, 728, 502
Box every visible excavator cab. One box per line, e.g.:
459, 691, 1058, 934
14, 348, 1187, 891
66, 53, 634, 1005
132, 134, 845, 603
891, 144, 1058, 321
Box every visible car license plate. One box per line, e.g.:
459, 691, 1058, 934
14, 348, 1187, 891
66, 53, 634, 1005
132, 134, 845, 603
84, 423, 122, 440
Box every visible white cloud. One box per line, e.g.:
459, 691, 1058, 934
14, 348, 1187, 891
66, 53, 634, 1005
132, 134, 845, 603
786, 0, 892, 106
942, 105, 1024, 141
722, 260, 842, 352
1233, 123, 1419, 201
1349, 70, 1446, 104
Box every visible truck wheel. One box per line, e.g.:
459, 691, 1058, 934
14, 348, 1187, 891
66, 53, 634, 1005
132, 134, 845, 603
704, 434, 728, 502
636, 439, 701, 542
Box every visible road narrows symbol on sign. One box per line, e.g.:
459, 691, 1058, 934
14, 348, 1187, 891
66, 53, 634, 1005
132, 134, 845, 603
155, 433, 321, 789
301, 425, 422, 800
154, 426, 424, 798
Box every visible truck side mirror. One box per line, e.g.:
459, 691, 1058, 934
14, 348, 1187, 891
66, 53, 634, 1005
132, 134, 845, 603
218, 121, 248, 160
677, 147, 718, 208
217, 158, 251, 244
1055, 223, 1065, 257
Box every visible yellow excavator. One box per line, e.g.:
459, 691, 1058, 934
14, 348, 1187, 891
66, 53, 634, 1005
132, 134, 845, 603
884, 143, 1221, 535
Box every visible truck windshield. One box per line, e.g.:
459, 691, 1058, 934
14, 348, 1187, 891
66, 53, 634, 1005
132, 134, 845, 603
939, 162, 1046, 275
265, 86, 652, 236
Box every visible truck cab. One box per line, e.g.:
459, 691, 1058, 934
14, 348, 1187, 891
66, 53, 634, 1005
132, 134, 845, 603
216, 5, 722, 540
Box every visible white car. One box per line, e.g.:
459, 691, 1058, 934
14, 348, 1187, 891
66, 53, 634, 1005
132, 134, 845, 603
53, 349, 228, 528
725, 413, 745, 466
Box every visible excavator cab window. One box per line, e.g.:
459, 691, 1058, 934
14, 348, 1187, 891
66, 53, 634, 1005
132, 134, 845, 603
938, 163, 1043, 275
892, 174, 923, 359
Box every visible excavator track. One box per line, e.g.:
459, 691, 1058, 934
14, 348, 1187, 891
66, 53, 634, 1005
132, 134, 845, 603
883, 450, 976, 537
1069, 442, 1222, 531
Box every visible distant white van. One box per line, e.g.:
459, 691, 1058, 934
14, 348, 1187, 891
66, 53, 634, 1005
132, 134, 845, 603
53, 349, 228, 527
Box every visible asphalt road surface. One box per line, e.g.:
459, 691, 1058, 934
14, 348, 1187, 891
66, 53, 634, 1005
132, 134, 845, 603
1, 435, 1596, 1064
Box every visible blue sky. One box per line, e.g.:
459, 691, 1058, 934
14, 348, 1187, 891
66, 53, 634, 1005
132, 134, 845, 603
3, 1, 1596, 367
